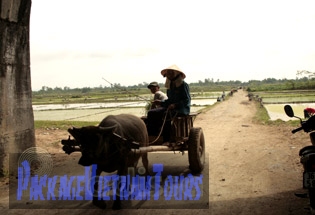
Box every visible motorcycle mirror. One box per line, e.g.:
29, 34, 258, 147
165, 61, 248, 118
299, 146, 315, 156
284, 105, 294, 117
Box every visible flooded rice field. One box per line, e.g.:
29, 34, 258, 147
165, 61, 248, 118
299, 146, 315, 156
33, 98, 315, 122
33, 99, 216, 121
265, 103, 315, 121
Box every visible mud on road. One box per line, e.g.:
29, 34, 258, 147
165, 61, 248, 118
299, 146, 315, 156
0, 89, 313, 215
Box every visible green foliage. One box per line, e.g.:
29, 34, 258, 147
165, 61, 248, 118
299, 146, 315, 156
247, 78, 315, 92
32, 76, 315, 105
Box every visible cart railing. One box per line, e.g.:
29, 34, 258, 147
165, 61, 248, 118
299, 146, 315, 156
171, 112, 199, 141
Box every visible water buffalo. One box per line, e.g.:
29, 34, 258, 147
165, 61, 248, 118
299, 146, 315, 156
67, 114, 149, 210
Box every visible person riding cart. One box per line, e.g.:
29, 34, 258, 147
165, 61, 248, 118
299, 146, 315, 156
147, 81, 168, 109
146, 65, 191, 143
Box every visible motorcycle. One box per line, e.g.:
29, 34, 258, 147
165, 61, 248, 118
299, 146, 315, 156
284, 105, 315, 210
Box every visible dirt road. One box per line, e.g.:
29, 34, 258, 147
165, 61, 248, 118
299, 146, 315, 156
0, 89, 312, 214
195, 89, 308, 215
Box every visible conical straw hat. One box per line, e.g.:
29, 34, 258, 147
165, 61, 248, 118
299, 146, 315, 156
161, 64, 186, 79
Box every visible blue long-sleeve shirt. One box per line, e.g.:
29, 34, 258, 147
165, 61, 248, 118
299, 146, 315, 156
161, 81, 191, 115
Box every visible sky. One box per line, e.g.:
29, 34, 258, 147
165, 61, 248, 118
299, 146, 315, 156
30, 0, 315, 90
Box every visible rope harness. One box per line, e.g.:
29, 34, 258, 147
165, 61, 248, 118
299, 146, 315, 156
148, 107, 178, 145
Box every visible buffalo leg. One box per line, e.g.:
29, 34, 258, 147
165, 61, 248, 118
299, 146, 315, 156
92, 168, 107, 209
113, 162, 130, 210
141, 153, 150, 175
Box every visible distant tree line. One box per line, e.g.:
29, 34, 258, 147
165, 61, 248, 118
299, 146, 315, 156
33, 71, 315, 95
247, 77, 315, 92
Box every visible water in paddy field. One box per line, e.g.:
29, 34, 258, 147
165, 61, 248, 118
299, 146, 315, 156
33, 99, 217, 121
265, 103, 315, 121
33, 99, 315, 122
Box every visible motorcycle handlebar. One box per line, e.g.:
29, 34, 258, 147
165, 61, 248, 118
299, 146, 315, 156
292, 126, 304, 134
287, 110, 315, 134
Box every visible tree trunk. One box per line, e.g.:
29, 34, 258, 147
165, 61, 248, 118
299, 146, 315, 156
0, 0, 35, 176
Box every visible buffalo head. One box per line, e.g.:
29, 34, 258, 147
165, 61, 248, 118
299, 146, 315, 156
68, 125, 116, 166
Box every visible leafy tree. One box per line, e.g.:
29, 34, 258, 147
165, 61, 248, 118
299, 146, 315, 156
297, 70, 315, 79
81, 87, 91, 93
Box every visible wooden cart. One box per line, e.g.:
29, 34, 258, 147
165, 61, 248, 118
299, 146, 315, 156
62, 112, 205, 174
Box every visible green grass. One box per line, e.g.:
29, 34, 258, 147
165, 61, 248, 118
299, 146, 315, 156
253, 102, 271, 124
252, 90, 315, 104
247, 89, 312, 127
32, 90, 224, 105
253, 100, 301, 128
262, 96, 315, 103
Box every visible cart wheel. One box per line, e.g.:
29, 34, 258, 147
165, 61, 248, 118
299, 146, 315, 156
188, 127, 205, 173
